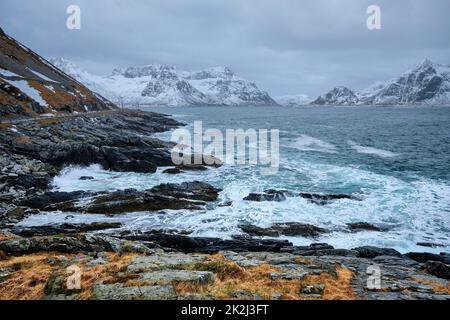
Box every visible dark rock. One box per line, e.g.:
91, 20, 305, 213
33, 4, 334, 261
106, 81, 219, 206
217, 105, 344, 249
13, 175, 52, 190
347, 222, 384, 232
162, 168, 182, 174
240, 222, 328, 238
240, 225, 280, 237
243, 190, 292, 202
5, 207, 26, 220
0, 234, 153, 255
353, 246, 402, 259
19, 191, 95, 211
85, 181, 220, 214
422, 261, 450, 280
405, 252, 450, 264
291, 244, 357, 257
79, 176, 94, 181
299, 192, 359, 205
11, 222, 122, 237
119, 231, 293, 253
149, 181, 221, 202
20, 181, 221, 214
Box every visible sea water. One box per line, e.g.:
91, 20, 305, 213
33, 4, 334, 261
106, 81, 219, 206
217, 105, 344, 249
19, 106, 450, 253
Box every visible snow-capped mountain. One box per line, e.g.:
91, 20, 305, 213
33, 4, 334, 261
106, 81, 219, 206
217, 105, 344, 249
360, 59, 450, 105
311, 87, 359, 106
275, 94, 313, 106
311, 60, 450, 106
50, 58, 278, 107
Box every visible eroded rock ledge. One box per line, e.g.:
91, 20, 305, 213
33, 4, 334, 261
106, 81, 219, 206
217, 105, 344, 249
0, 231, 449, 300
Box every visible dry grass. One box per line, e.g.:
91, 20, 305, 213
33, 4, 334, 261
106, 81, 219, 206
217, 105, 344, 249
0, 252, 139, 300
0, 253, 72, 300
174, 256, 355, 300
0, 123, 12, 130
75, 253, 139, 300
0, 232, 17, 242
0, 251, 356, 300
412, 277, 450, 294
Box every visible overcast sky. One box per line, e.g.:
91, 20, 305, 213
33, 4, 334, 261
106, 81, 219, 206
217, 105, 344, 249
1, 0, 449, 96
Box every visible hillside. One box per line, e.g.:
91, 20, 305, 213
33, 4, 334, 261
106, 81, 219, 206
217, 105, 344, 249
0, 27, 116, 118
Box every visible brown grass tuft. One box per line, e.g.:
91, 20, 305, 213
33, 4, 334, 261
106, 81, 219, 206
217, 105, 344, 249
0, 253, 72, 300
174, 256, 355, 300
0, 123, 12, 130
412, 277, 450, 294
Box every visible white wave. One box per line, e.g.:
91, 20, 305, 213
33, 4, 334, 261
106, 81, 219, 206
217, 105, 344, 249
348, 141, 399, 158
42, 154, 450, 254
290, 135, 338, 154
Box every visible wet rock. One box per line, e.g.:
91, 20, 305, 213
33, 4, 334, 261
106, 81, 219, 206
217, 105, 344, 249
20, 181, 221, 214
405, 252, 450, 264
243, 190, 293, 202
353, 246, 402, 259
19, 191, 95, 211
162, 168, 182, 174
0, 234, 152, 255
85, 182, 220, 214
240, 223, 328, 238
5, 207, 26, 221
11, 222, 122, 237
121, 231, 293, 254
79, 176, 94, 180
422, 261, 450, 280
92, 284, 178, 300
12, 175, 52, 190
299, 192, 359, 205
347, 222, 384, 232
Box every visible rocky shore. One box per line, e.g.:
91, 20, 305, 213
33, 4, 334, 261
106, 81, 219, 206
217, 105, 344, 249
0, 110, 449, 300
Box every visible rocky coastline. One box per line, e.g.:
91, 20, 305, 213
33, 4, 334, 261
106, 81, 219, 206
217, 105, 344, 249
0, 110, 449, 300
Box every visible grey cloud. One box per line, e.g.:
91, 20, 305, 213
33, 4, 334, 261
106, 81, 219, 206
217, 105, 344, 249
1, 0, 449, 96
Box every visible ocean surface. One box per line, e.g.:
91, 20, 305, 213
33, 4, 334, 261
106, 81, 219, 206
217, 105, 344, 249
19, 106, 450, 253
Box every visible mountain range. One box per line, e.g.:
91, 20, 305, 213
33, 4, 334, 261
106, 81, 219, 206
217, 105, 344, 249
0, 28, 115, 118
49, 58, 278, 107
311, 59, 450, 106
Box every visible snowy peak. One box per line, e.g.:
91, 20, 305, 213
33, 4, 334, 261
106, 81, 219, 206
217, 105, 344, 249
120, 64, 178, 79
311, 60, 450, 106
361, 59, 450, 105
311, 86, 359, 106
187, 66, 235, 80
51, 58, 278, 106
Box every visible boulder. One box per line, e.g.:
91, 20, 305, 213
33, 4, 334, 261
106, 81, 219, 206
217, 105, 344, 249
422, 261, 450, 280
353, 246, 402, 259
240, 223, 328, 238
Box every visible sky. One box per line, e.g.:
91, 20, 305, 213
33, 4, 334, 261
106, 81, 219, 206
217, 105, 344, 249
1, 0, 449, 96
